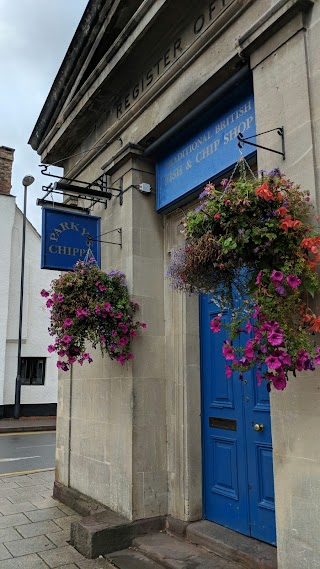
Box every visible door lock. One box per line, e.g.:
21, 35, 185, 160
253, 423, 264, 432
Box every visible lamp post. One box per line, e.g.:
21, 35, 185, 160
14, 175, 35, 420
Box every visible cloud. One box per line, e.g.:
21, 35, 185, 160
0, 0, 88, 231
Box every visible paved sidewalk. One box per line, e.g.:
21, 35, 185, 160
0, 417, 56, 434
0, 470, 113, 568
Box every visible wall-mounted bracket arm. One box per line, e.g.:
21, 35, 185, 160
237, 127, 285, 160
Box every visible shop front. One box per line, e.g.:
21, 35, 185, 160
29, 0, 320, 566
155, 79, 275, 546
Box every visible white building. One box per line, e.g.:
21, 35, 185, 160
0, 145, 58, 418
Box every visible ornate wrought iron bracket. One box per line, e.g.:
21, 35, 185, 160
87, 228, 122, 249
237, 127, 285, 160
38, 165, 123, 208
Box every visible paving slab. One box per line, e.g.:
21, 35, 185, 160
55, 515, 81, 531
0, 512, 30, 528
0, 417, 56, 433
0, 542, 12, 560
38, 544, 86, 567
0, 501, 37, 515
17, 520, 62, 538
46, 529, 70, 547
0, 527, 23, 543
4, 534, 56, 557
107, 548, 165, 568
0, 553, 49, 568
25, 506, 66, 522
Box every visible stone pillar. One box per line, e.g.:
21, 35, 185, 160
104, 144, 167, 519
248, 6, 320, 568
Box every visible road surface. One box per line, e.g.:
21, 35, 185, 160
0, 431, 56, 475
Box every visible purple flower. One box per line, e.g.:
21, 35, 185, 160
256, 371, 263, 386
62, 335, 73, 344
271, 373, 287, 390
221, 178, 228, 187
63, 318, 73, 327
275, 285, 286, 296
315, 355, 320, 365
287, 275, 301, 289
46, 298, 54, 308
195, 205, 204, 213
41, 289, 49, 297
265, 355, 282, 369
48, 345, 55, 353
271, 270, 284, 282
255, 271, 263, 285
222, 341, 235, 361
210, 317, 221, 333
56, 293, 64, 303
267, 331, 284, 346
225, 366, 232, 378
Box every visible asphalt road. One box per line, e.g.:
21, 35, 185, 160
0, 431, 56, 475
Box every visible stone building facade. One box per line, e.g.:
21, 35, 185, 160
0, 146, 58, 417
30, 1, 320, 567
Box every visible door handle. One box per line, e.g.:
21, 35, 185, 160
253, 423, 264, 432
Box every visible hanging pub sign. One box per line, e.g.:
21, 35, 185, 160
156, 92, 256, 210
41, 208, 101, 271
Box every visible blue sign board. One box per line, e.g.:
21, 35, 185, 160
41, 208, 101, 271
156, 94, 256, 210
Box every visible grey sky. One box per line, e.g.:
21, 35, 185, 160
0, 0, 88, 232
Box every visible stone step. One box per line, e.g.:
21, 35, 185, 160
186, 521, 277, 569
107, 547, 165, 568
133, 532, 246, 569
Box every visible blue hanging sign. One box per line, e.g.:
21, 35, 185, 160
156, 94, 256, 210
41, 208, 101, 271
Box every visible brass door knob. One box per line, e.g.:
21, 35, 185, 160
254, 423, 264, 432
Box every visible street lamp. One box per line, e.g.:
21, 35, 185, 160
14, 175, 35, 420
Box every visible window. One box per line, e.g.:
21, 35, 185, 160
20, 358, 46, 385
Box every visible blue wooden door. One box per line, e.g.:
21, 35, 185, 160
201, 294, 276, 545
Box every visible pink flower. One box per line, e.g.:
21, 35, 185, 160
128, 353, 134, 360
95, 281, 101, 286
222, 342, 235, 361
255, 271, 263, 285
267, 331, 284, 346
103, 302, 111, 311
279, 352, 291, 366
141, 323, 147, 328
221, 178, 228, 187
271, 270, 284, 282
287, 275, 301, 288
119, 337, 129, 346
245, 321, 252, 334
58, 350, 65, 357
46, 298, 54, 308
315, 355, 320, 365
82, 353, 90, 360
76, 308, 83, 317
256, 371, 263, 386
56, 361, 63, 369
100, 336, 106, 343
112, 330, 118, 337
210, 317, 221, 333
68, 357, 76, 364
81, 308, 89, 316
48, 345, 55, 353
63, 318, 73, 327
271, 373, 287, 390
41, 289, 49, 297
130, 330, 137, 337
245, 345, 255, 359
99, 285, 107, 292
116, 312, 123, 319
265, 355, 282, 369
253, 305, 260, 318
57, 293, 64, 302
62, 335, 73, 344
225, 366, 232, 378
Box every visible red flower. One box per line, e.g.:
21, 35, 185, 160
255, 182, 274, 201
214, 213, 221, 219
275, 206, 288, 217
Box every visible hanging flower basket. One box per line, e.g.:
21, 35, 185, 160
167, 163, 320, 390
41, 260, 146, 371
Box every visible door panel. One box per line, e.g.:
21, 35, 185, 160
201, 294, 276, 545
